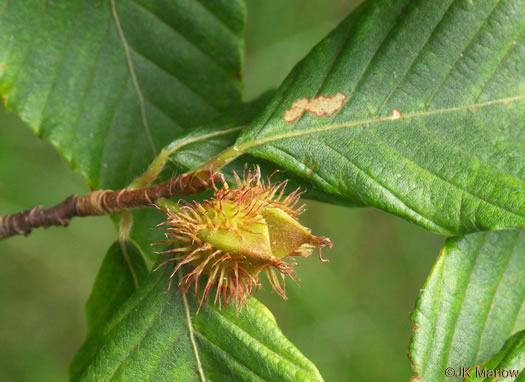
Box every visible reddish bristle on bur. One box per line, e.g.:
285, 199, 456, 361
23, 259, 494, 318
155, 166, 332, 313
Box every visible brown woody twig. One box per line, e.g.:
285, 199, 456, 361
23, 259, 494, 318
0, 170, 222, 240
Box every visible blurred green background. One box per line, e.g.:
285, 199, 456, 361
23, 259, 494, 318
0, 1, 444, 381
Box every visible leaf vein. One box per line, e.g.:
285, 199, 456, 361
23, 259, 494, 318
472, 23, 525, 103
123, 115, 147, 187
473, 231, 521, 363
424, 0, 503, 108
239, 95, 525, 150
142, 95, 184, 131
511, 299, 525, 333
472, 114, 525, 148
205, 304, 317, 377
69, 16, 113, 181
509, 230, 525, 334
106, 288, 175, 381
38, 0, 86, 129
439, 235, 488, 377
131, 0, 234, 74
8, 0, 49, 108
263, 144, 344, 195
289, 2, 372, 130
412, 119, 525, 184
96, 76, 130, 187
312, 135, 451, 233
417, 253, 446, 378
144, 327, 188, 382
194, 0, 237, 36
126, 41, 219, 113
194, 331, 266, 382
327, 0, 413, 126
81, 272, 166, 378
249, 69, 301, 139
363, 126, 524, 219
182, 274, 206, 382
375, 0, 456, 116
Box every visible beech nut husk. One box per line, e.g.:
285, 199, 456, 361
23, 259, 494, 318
155, 167, 332, 312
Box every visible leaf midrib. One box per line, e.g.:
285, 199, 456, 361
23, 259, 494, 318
229, 95, 525, 223
182, 281, 206, 382
111, 0, 156, 157
238, 95, 525, 150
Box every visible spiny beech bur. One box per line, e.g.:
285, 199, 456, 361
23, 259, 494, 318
155, 167, 332, 312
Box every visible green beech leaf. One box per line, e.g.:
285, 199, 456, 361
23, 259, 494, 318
85, 240, 148, 335
465, 330, 525, 382
72, 260, 323, 382
0, 0, 244, 189
236, 0, 525, 235
70, 240, 148, 379
410, 229, 525, 382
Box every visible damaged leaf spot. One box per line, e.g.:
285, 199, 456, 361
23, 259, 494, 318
389, 108, 403, 120
284, 92, 346, 123
301, 158, 316, 178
